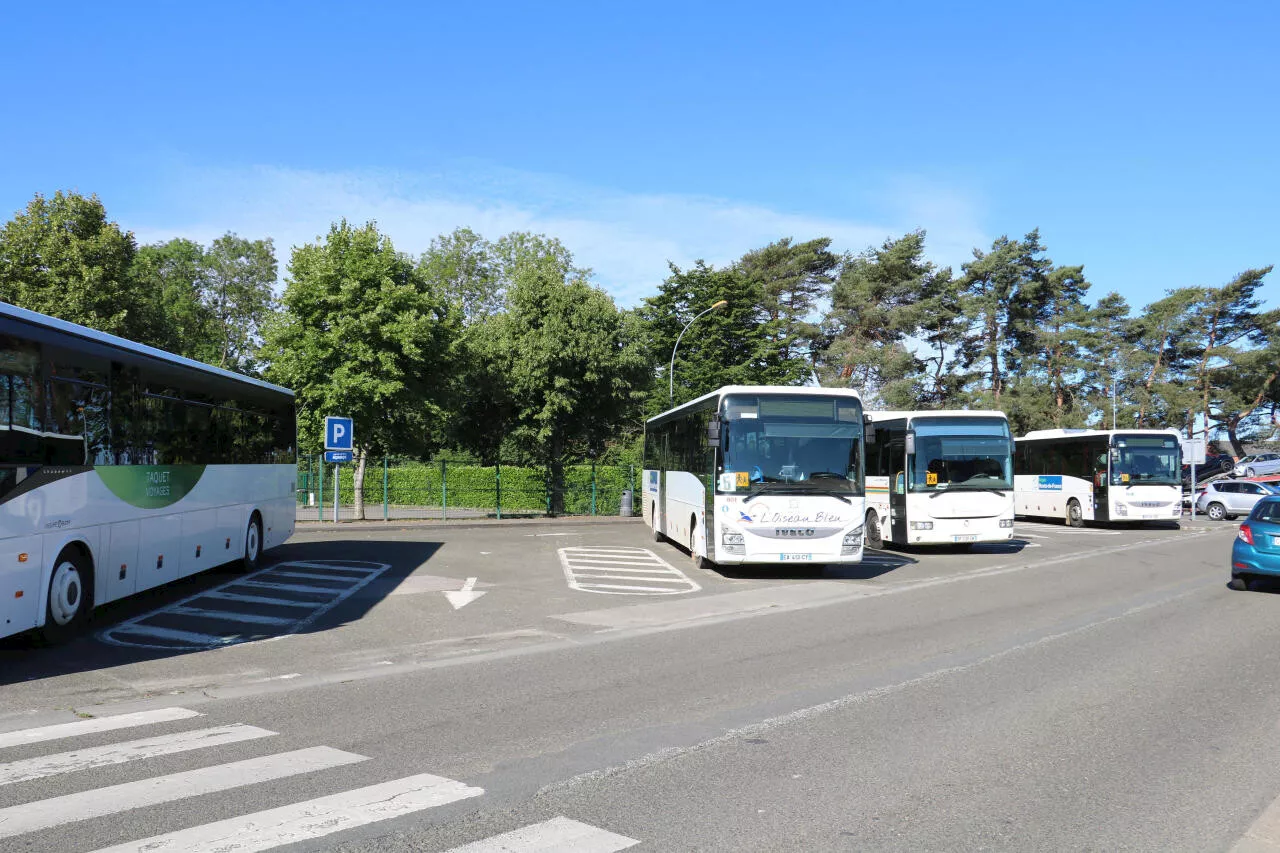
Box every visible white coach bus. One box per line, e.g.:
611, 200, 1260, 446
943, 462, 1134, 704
643, 386, 866, 568
863, 410, 1015, 548
1014, 428, 1183, 526
0, 302, 296, 642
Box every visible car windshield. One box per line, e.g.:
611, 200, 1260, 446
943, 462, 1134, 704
908, 417, 1013, 492
719, 394, 864, 495
1111, 434, 1181, 486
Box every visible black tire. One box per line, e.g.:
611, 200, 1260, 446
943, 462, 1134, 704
864, 510, 883, 550
651, 504, 665, 542
41, 547, 93, 644
241, 513, 263, 572
1067, 499, 1084, 528
1206, 502, 1226, 521
1229, 575, 1250, 591
690, 516, 714, 570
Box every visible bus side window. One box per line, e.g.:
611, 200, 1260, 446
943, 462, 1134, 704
895, 471, 905, 494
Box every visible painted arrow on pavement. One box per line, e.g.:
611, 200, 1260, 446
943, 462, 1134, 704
444, 577, 485, 610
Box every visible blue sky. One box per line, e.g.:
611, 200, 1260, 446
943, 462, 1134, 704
1, 1, 1276, 309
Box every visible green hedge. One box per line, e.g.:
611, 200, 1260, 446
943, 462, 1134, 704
296, 459, 640, 516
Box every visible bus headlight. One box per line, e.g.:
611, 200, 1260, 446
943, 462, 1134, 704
722, 531, 744, 545
842, 526, 863, 555
910, 521, 934, 530
1114, 504, 1128, 517
1000, 519, 1014, 528
721, 529, 745, 555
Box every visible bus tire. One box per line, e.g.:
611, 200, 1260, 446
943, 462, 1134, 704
1067, 499, 1084, 528
242, 513, 263, 572
651, 504, 664, 542
42, 546, 93, 644
865, 510, 883, 550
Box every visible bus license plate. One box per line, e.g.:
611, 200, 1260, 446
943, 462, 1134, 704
780, 554, 813, 561
953, 535, 977, 543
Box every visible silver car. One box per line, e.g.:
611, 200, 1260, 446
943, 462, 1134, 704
1197, 479, 1280, 520
1233, 453, 1280, 478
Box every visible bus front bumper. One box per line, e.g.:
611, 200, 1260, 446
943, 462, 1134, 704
904, 518, 1014, 545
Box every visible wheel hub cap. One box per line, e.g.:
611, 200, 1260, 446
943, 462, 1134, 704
49, 562, 81, 626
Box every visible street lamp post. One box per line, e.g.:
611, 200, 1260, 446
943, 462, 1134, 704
669, 300, 728, 406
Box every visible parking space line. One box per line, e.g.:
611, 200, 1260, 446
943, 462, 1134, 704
443, 816, 639, 852
97, 560, 392, 651
0, 708, 201, 749
559, 547, 701, 596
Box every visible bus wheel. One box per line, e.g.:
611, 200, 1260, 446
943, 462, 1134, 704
242, 513, 263, 572
42, 547, 92, 644
689, 521, 713, 571
651, 505, 664, 543
1067, 499, 1084, 528
864, 510, 883, 550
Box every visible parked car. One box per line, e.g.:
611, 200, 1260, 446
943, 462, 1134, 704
1229, 496, 1280, 590
1233, 453, 1280, 478
1196, 479, 1280, 520
1182, 454, 1234, 485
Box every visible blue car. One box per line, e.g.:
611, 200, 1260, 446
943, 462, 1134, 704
1230, 496, 1280, 590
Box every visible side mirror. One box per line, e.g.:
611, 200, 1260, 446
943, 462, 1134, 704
905, 431, 916, 457
706, 417, 721, 448
864, 415, 876, 443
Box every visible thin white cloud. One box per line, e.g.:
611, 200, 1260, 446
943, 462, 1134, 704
130, 162, 988, 306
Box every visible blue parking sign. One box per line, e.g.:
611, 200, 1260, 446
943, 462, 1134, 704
325, 416, 353, 451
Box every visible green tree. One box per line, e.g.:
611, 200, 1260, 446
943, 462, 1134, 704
639, 260, 802, 412
418, 227, 501, 324
203, 234, 276, 373
739, 237, 838, 368
131, 238, 217, 361
1128, 287, 1203, 429
0, 191, 149, 340
819, 231, 939, 408
262, 220, 459, 518
493, 234, 647, 513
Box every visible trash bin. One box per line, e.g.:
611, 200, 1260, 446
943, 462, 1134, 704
619, 488, 633, 517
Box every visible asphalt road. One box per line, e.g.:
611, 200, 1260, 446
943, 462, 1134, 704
0, 515, 1273, 851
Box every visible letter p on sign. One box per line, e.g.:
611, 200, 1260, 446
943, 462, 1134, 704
325, 416, 354, 451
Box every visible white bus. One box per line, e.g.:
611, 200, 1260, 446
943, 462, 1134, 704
863, 410, 1015, 548
1014, 428, 1183, 526
643, 386, 866, 568
0, 303, 296, 643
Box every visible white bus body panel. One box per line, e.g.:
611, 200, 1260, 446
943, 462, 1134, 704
0, 464, 295, 637
712, 493, 864, 565
1015, 474, 1095, 522
1109, 485, 1182, 521
866, 477, 1013, 545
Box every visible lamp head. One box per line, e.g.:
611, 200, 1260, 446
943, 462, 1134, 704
712, 300, 728, 309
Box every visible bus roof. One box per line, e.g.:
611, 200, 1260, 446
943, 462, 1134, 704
646, 385, 861, 425
867, 409, 1007, 422
1018, 427, 1181, 441
0, 300, 294, 397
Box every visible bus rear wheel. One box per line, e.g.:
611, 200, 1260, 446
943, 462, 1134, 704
651, 504, 664, 543
42, 547, 92, 644
242, 513, 263, 572
864, 510, 883, 550
1067, 499, 1084, 528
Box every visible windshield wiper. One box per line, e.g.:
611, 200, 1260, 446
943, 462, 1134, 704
791, 486, 852, 504
741, 481, 789, 504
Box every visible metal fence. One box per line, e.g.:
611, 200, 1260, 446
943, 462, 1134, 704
295, 456, 641, 521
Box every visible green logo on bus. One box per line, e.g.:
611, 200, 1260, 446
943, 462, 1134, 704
95, 465, 208, 508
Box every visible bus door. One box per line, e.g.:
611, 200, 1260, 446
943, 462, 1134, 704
890, 436, 908, 543
1093, 449, 1110, 522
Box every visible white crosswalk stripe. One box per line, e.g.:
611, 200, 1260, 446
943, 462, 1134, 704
0, 708, 642, 852
443, 815, 640, 852
560, 546, 701, 595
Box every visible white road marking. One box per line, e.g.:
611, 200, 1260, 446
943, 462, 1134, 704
0, 708, 200, 750
0, 724, 275, 786
443, 816, 640, 852
1230, 783, 1280, 851
559, 547, 700, 596
445, 577, 486, 610
86, 772, 483, 853
0, 746, 365, 839
97, 561, 392, 651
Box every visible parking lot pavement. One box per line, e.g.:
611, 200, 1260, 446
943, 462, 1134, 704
0, 516, 1228, 718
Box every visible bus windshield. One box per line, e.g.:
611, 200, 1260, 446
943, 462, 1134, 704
909, 417, 1013, 492
1111, 434, 1180, 486
718, 394, 863, 495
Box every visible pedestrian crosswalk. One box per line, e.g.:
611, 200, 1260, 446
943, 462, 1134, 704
0, 706, 642, 852
559, 547, 701, 596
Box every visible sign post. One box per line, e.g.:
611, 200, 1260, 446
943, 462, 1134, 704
325, 417, 354, 523
1183, 437, 1206, 521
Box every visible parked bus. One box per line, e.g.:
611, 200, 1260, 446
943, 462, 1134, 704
863, 410, 1015, 548
1014, 428, 1183, 526
0, 302, 296, 642
643, 386, 865, 568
